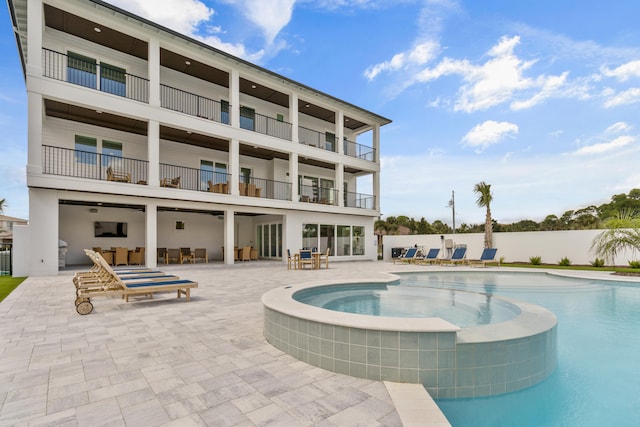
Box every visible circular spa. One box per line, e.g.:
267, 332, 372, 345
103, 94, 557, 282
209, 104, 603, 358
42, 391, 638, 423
262, 274, 557, 399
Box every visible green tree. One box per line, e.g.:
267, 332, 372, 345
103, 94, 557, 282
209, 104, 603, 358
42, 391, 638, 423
591, 210, 640, 264
473, 181, 493, 248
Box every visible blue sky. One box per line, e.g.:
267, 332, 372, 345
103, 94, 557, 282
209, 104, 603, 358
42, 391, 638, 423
2, 0, 640, 226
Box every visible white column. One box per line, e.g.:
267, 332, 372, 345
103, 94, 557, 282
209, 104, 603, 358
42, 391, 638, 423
148, 38, 161, 107
373, 124, 380, 163
145, 202, 157, 268
26, 0, 43, 76
223, 209, 235, 265
28, 188, 58, 276
336, 110, 344, 154
336, 163, 344, 207
148, 120, 160, 186
230, 69, 240, 128
289, 153, 298, 201
290, 93, 298, 143
229, 139, 239, 195
374, 171, 381, 212
27, 92, 43, 175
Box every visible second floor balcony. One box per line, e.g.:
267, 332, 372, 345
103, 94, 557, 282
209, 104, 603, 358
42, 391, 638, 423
41, 48, 376, 162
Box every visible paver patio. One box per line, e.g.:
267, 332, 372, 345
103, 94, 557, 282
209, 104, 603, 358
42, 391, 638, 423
0, 260, 408, 426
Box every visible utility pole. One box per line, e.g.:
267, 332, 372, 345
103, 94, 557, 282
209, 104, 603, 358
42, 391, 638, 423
448, 190, 456, 234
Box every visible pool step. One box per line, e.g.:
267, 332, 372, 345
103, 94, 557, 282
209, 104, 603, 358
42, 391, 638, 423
384, 381, 451, 427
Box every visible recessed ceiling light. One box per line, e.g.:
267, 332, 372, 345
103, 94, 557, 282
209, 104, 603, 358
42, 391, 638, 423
96, 110, 102, 114
94, 27, 101, 33
305, 104, 310, 108
185, 61, 191, 65
251, 85, 256, 89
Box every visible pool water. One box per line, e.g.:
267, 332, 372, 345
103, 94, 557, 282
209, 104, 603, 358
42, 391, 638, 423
395, 272, 640, 427
293, 283, 521, 327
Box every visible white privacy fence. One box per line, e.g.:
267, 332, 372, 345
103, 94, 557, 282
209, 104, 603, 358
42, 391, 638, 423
382, 229, 638, 266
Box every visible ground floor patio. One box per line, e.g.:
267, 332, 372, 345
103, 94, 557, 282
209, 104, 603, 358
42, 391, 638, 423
0, 260, 418, 426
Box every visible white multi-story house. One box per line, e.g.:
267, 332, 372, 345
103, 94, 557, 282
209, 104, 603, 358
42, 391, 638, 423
8, 0, 391, 276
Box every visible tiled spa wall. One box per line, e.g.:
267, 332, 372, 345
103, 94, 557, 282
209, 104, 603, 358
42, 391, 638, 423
263, 307, 557, 399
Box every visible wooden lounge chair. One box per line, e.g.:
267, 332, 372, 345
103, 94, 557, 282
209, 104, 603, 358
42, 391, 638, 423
468, 248, 499, 267
417, 248, 440, 265
74, 249, 198, 315
440, 247, 467, 266
393, 247, 418, 264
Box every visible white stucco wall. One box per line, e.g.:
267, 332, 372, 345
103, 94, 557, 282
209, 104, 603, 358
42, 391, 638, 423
382, 230, 637, 266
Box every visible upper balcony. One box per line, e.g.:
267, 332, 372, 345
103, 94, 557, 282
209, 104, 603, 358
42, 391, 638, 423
40, 145, 375, 210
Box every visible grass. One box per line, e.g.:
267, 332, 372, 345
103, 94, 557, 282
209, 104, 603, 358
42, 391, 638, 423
501, 263, 640, 275
0, 276, 27, 302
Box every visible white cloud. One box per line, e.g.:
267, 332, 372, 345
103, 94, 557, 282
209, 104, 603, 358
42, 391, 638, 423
105, 0, 213, 35
601, 60, 640, 81
462, 120, 518, 152
574, 135, 635, 155
232, 0, 296, 44
603, 87, 640, 108
510, 72, 568, 110
364, 41, 440, 81
605, 121, 632, 135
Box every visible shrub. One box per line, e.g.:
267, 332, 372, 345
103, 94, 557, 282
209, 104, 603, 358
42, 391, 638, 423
558, 257, 571, 266
628, 260, 640, 269
590, 258, 605, 267
529, 256, 542, 265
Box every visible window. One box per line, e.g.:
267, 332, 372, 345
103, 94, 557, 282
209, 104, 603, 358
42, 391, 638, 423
221, 100, 229, 124
176, 221, 185, 230
320, 224, 334, 255
257, 223, 282, 258
75, 135, 97, 165
240, 106, 255, 131
336, 225, 351, 256
320, 178, 334, 204
325, 132, 336, 152
67, 52, 96, 89
241, 167, 251, 184
214, 162, 227, 184
200, 160, 214, 190
302, 224, 318, 250
352, 226, 365, 255
100, 63, 126, 96
102, 140, 123, 167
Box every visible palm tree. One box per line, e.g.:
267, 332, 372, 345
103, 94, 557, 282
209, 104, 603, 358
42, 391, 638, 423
0, 198, 5, 214
473, 182, 493, 248
591, 209, 640, 264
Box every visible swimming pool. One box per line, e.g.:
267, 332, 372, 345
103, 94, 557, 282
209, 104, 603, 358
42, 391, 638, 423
396, 271, 640, 427
293, 282, 521, 327
263, 272, 557, 398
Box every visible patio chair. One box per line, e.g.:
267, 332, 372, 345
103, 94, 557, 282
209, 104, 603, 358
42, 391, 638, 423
161, 176, 181, 188
468, 248, 499, 267
180, 247, 194, 264
241, 246, 251, 261
106, 166, 131, 183
114, 247, 129, 266
157, 247, 168, 264
128, 247, 145, 265
319, 247, 331, 269
193, 248, 208, 263
440, 247, 467, 266
299, 250, 314, 269
287, 249, 298, 270
393, 247, 418, 264
167, 248, 181, 264
417, 248, 440, 265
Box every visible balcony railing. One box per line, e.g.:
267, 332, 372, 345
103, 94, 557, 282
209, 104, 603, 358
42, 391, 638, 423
244, 177, 291, 201
345, 191, 375, 209
243, 112, 292, 140
298, 126, 336, 152
42, 49, 150, 103
299, 185, 338, 206
43, 145, 148, 184
160, 84, 229, 125
344, 139, 375, 161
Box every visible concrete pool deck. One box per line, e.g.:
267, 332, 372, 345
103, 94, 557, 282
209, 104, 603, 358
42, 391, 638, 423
0, 260, 635, 426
